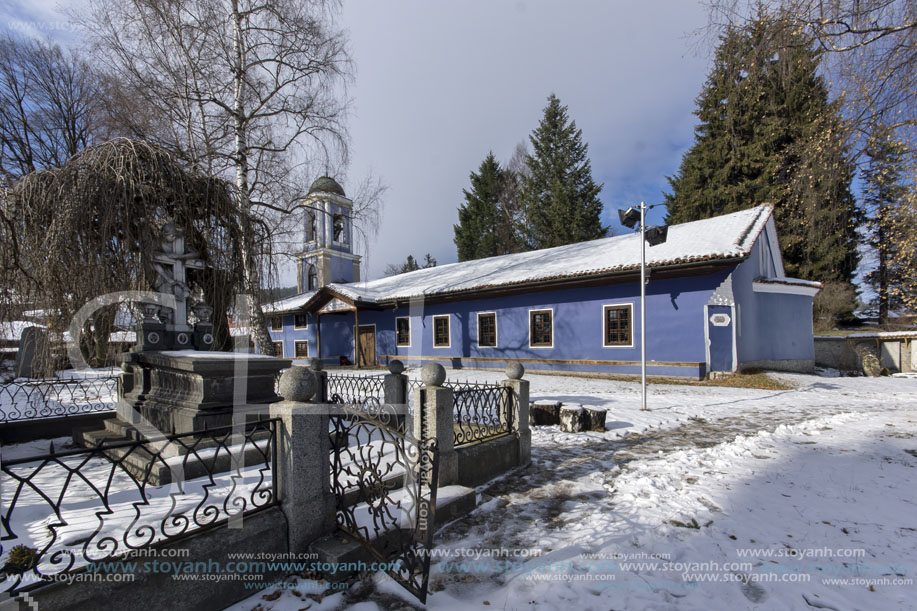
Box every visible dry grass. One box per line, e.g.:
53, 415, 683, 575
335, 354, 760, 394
642, 370, 794, 391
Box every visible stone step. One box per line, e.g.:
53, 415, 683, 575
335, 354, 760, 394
310, 485, 476, 581
73, 423, 273, 486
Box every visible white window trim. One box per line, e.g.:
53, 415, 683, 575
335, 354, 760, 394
293, 313, 308, 329
270, 316, 283, 332
528, 308, 554, 349
476, 311, 498, 347
293, 340, 309, 358
395, 316, 411, 348
273, 341, 285, 358
602, 303, 634, 348
432, 315, 451, 348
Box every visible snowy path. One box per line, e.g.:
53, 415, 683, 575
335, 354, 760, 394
230, 371, 917, 611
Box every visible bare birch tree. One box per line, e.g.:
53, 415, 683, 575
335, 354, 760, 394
80, 0, 359, 354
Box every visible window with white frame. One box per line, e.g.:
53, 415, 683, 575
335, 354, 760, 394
477, 312, 497, 347
396, 317, 410, 347
529, 309, 552, 347
272, 341, 284, 357
603, 304, 632, 347
270, 316, 282, 331
433, 315, 450, 347
294, 313, 308, 329
294, 340, 309, 358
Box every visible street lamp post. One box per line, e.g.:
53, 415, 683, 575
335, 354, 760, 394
618, 202, 668, 411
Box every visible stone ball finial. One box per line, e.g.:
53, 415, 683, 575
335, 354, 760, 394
309, 357, 323, 371
505, 361, 525, 380
388, 359, 405, 374
278, 366, 315, 402
421, 362, 446, 387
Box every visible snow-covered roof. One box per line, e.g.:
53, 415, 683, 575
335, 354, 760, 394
754, 277, 823, 289
263, 291, 317, 313
264, 205, 776, 311
335, 205, 773, 304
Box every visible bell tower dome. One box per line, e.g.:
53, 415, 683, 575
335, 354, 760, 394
296, 177, 362, 292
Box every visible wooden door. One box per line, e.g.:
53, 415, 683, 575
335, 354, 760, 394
358, 326, 376, 367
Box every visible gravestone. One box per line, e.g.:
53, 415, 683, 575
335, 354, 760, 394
74, 224, 290, 483
14, 326, 49, 379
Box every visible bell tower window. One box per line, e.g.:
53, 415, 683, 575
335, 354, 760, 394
308, 264, 318, 290
332, 213, 347, 245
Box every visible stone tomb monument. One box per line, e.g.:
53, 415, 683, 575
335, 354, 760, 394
76, 224, 290, 483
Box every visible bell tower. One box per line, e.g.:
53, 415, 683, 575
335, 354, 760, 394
296, 176, 362, 293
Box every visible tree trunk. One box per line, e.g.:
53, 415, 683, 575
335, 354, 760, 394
231, 0, 274, 356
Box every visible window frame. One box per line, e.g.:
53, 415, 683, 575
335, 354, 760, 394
432, 315, 451, 348
270, 316, 283, 332
395, 316, 411, 347
602, 303, 634, 348
477, 312, 498, 347
528, 308, 553, 349
293, 340, 309, 358
293, 313, 308, 329
272, 341, 284, 357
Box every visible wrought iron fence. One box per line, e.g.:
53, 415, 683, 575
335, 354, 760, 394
325, 372, 384, 407
0, 418, 278, 595
0, 376, 119, 424
329, 404, 438, 603
451, 381, 511, 447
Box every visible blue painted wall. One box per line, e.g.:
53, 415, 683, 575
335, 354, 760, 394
732, 238, 815, 365
268, 312, 354, 364
347, 271, 731, 377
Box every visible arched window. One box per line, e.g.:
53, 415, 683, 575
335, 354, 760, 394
308, 264, 318, 290
305, 211, 316, 242
332, 214, 346, 244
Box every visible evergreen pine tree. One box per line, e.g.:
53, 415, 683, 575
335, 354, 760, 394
454, 152, 505, 261
522, 94, 607, 249
862, 127, 911, 325
664, 15, 858, 283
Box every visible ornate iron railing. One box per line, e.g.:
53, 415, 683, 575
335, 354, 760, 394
0, 418, 278, 594
325, 372, 384, 407
451, 381, 511, 447
0, 376, 119, 424
329, 404, 438, 603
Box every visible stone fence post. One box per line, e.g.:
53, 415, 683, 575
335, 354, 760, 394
270, 366, 336, 553
383, 359, 409, 432
502, 362, 530, 468
412, 363, 457, 486
309, 358, 327, 403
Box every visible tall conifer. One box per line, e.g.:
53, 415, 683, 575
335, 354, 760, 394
665, 16, 858, 282
454, 152, 505, 261
522, 94, 607, 249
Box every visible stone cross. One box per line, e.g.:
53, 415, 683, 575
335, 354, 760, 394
152, 223, 204, 334
137, 223, 213, 352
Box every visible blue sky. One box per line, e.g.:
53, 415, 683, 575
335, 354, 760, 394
1, 0, 714, 281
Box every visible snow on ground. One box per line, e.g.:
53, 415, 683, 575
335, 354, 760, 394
234, 369, 917, 611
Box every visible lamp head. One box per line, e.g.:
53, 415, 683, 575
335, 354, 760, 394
618, 207, 640, 229
645, 225, 669, 246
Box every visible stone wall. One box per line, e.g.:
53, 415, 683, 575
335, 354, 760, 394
815, 335, 915, 373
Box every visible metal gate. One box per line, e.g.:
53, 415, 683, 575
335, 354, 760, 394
328, 403, 439, 602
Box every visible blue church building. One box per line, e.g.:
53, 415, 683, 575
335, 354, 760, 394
266, 177, 821, 379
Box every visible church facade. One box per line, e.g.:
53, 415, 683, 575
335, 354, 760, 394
266, 179, 820, 379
